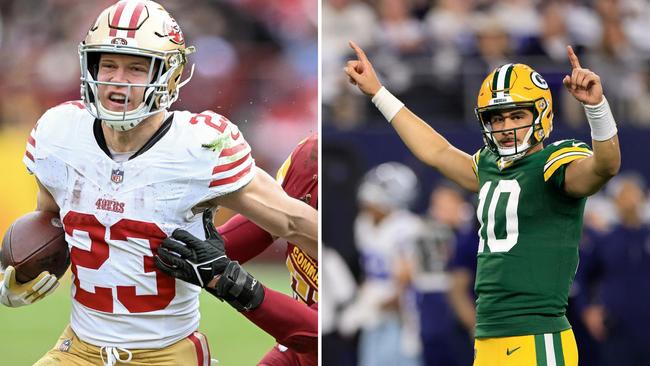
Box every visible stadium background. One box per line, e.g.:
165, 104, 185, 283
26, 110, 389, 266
323, 0, 650, 365
0, 0, 316, 364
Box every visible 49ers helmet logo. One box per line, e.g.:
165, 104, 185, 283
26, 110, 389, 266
165, 18, 184, 45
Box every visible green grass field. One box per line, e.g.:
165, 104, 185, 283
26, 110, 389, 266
0, 263, 289, 365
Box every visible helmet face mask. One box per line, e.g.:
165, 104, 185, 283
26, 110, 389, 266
78, 1, 195, 131
475, 64, 553, 163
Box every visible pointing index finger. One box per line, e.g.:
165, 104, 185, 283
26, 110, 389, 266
349, 40, 368, 63
567, 45, 581, 69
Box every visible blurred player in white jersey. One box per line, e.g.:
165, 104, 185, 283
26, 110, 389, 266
0, 1, 317, 365
340, 162, 423, 366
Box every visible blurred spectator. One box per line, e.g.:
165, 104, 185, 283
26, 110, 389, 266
492, 0, 540, 41
322, 0, 378, 105
324, 0, 650, 128
322, 245, 358, 366
377, 0, 425, 56
404, 181, 475, 366
339, 162, 423, 366
469, 12, 513, 73
575, 173, 650, 366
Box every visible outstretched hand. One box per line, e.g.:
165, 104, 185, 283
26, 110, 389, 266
344, 41, 383, 96
562, 46, 604, 106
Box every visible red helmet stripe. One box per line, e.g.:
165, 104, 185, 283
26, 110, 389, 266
109, 1, 128, 37
127, 2, 146, 38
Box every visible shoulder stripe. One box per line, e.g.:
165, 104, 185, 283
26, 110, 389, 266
209, 162, 253, 188
543, 152, 591, 181
220, 142, 248, 158
56, 100, 85, 110
471, 150, 481, 178
25, 150, 34, 162
544, 148, 592, 171
546, 146, 591, 163
28, 134, 36, 148
212, 153, 250, 175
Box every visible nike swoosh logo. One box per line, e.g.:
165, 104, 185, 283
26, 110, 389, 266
506, 346, 521, 356
572, 142, 583, 147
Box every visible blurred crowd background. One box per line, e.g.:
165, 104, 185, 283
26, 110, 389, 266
324, 0, 650, 128
0, 0, 317, 232
323, 0, 650, 365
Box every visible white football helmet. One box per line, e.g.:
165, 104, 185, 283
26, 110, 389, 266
357, 162, 418, 211
79, 0, 196, 131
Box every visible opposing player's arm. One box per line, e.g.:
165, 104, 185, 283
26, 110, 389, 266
218, 214, 274, 264
344, 41, 478, 193
242, 288, 317, 353
562, 46, 621, 197
214, 168, 318, 259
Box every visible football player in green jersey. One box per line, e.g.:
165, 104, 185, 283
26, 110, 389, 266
344, 42, 620, 366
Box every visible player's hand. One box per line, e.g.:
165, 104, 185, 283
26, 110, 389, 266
155, 209, 265, 311
582, 305, 607, 341
154, 209, 229, 288
0, 266, 59, 307
344, 41, 383, 97
562, 46, 604, 106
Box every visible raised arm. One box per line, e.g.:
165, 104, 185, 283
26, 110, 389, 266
562, 46, 621, 197
215, 167, 318, 259
344, 41, 478, 193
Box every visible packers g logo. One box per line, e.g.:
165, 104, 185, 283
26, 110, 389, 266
531, 72, 549, 90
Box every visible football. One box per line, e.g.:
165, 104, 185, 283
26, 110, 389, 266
1, 211, 70, 283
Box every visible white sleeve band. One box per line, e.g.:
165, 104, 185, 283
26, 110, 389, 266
371, 86, 404, 123
583, 96, 618, 141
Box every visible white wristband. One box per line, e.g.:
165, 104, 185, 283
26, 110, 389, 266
371, 86, 404, 123
584, 96, 617, 141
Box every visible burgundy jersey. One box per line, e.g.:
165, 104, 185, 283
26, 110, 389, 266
275, 134, 318, 305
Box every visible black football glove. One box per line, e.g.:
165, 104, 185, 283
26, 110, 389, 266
154, 209, 264, 311
154, 209, 228, 287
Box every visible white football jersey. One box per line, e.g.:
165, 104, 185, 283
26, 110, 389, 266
23, 101, 256, 348
352, 209, 421, 325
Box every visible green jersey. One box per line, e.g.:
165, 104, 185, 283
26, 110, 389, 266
471, 139, 592, 338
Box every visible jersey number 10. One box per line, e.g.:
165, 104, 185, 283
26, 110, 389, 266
476, 180, 521, 253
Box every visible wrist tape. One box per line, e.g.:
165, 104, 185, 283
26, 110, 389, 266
371, 87, 404, 123
584, 96, 617, 141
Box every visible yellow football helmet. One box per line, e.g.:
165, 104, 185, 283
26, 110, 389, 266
79, 0, 196, 131
475, 63, 553, 161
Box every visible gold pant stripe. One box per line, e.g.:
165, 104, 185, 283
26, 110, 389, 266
474, 329, 577, 366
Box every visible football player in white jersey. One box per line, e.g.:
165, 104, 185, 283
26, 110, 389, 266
340, 162, 424, 366
0, 1, 317, 365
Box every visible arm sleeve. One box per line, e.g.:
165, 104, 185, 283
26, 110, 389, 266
242, 287, 318, 354
218, 214, 274, 264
